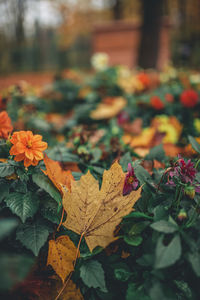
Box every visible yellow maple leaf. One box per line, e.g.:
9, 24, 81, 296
43, 154, 74, 194
57, 279, 84, 300
90, 97, 126, 120
47, 235, 79, 283
62, 161, 142, 252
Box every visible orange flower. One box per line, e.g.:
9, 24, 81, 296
150, 96, 164, 110
0, 111, 13, 139
10, 131, 47, 167
137, 72, 150, 89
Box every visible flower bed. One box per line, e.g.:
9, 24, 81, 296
0, 62, 200, 299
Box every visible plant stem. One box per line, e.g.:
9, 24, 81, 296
57, 207, 64, 232
176, 186, 182, 212
195, 158, 200, 169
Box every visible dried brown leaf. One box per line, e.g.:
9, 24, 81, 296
62, 161, 142, 252
43, 154, 74, 193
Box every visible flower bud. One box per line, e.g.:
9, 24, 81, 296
177, 210, 187, 221
184, 186, 195, 199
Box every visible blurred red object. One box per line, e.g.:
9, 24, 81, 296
180, 89, 198, 108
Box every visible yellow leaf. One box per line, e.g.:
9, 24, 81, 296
90, 97, 126, 120
62, 161, 142, 252
47, 235, 78, 283
43, 154, 74, 194
59, 280, 84, 300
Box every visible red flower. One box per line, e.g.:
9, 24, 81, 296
123, 163, 139, 196
137, 72, 150, 89
180, 89, 198, 108
0, 111, 13, 139
150, 96, 164, 110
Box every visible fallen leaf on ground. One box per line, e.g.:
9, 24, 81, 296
47, 235, 79, 283
62, 161, 142, 252
43, 154, 74, 194
90, 97, 126, 120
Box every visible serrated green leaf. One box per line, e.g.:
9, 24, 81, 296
6, 192, 39, 223
32, 172, 61, 205
41, 195, 61, 224
80, 260, 107, 292
155, 235, 181, 269
16, 219, 50, 256
0, 163, 15, 177
151, 220, 178, 233
0, 180, 9, 202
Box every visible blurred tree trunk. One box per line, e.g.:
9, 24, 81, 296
112, 0, 123, 20
138, 0, 164, 69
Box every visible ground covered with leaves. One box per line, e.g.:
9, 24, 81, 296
1, 64, 200, 299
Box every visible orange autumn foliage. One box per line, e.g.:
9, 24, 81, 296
43, 154, 74, 194
0, 111, 13, 139
10, 131, 47, 167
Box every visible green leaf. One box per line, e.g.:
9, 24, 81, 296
41, 195, 61, 224
72, 172, 83, 180
145, 144, 165, 161
188, 252, 200, 277
32, 172, 61, 205
0, 218, 18, 240
133, 164, 151, 184
174, 280, 193, 299
0, 180, 9, 202
0, 163, 15, 177
120, 152, 132, 172
124, 211, 153, 220
114, 265, 131, 282
188, 135, 200, 154
155, 235, 181, 269
124, 235, 143, 246
126, 283, 150, 300
129, 222, 149, 235
91, 148, 102, 163
80, 260, 107, 293
151, 220, 178, 233
6, 192, 39, 223
16, 219, 50, 256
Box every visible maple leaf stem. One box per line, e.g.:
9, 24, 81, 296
74, 231, 84, 265
57, 207, 65, 232
54, 232, 84, 300
54, 272, 73, 300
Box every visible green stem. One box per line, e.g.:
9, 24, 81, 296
195, 158, 200, 169
176, 186, 183, 212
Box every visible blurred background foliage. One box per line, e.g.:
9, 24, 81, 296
0, 0, 200, 74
